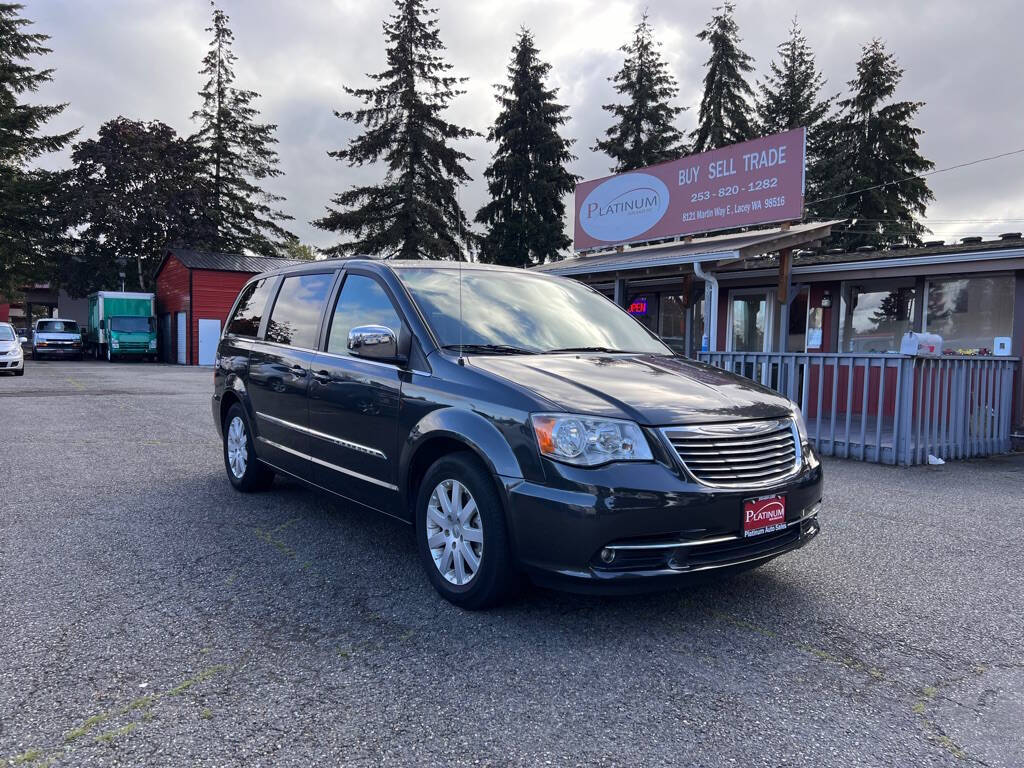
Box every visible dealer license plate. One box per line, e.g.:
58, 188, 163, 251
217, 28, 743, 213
743, 495, 787, 538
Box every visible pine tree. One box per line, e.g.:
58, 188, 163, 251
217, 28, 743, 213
191, 3, 293, 257
475, 29, 578, 267
756, 17, 833, 202
593, 12, 685, 172
691, 2, 755, 152
315, 0, 476, 260
810, 40, 934, 247
0, 2, 78, 296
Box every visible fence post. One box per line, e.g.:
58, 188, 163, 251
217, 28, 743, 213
895, 357, 915, 465
999, 361, 1014, 452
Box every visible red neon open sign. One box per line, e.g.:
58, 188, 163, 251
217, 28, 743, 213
628, 298, 648, 315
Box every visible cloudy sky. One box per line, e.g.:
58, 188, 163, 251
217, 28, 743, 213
25, 0, 1024, 251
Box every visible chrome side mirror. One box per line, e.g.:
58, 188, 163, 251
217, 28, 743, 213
348, 325, 400, 361
19, 336, 28, 344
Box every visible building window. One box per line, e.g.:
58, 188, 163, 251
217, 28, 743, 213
659, 294, 686, 353
692, 296, 706, 354
840, 279, 917, 354
926, 275, 1014, 354
729, 291, 771, 352
786, 287, 810, 352
627, 293, 658, 333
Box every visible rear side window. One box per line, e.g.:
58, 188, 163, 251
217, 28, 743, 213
326, 274, 403, 356
265, 273, 335, 349
226, 279, 274, 338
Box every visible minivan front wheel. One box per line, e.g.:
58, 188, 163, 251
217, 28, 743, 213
222, 403, 274, 492
415, 453, 516, 610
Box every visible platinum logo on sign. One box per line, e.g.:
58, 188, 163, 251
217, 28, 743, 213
579, 173, 670, 243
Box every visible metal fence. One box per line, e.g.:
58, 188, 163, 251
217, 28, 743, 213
698, 352, 1019, 465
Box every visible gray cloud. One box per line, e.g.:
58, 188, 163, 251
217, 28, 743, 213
27, 0, 1024, 250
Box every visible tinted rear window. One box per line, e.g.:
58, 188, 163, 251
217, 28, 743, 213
264, 273, 335, 349
37, 320, 79, 334
226, 279, 274, 338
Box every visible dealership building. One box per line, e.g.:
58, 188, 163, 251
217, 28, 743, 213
536, 131, 1022, 465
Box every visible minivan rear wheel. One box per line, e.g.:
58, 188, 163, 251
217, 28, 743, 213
223, 403, 275, 492
415, 453, 517, 610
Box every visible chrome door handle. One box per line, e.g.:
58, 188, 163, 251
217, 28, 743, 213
290, 364, 307, 376
312, 369, 331, 383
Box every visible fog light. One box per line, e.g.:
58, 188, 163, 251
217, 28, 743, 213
600, 548, 616, 564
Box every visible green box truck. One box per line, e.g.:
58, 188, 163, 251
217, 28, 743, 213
86, 291, 158, 362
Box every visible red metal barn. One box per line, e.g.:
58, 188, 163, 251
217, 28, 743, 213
154, 249, 300, 365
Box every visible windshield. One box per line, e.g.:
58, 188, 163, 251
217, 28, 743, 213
37, 320, 79, 334
0, 326, 14, 341
110, 316, 154, 333
398, 268, 670, 355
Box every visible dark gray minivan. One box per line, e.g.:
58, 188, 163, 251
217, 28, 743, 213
213, 260, 822, 609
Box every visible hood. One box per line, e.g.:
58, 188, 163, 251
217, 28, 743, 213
35, 331, 80, 341
468, 353, 795, 426
0, 340, 17, 353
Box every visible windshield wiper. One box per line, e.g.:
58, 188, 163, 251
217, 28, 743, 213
441, 343, 537, 355
544, 346, 630, 354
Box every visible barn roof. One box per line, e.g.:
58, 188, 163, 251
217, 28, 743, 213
161, 248, 305, 275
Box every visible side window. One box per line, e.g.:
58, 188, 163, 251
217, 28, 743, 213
226, 279, 273, 338
326, 274, 403, 356
264, 273, 335, 349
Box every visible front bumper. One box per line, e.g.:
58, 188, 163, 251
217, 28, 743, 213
503, 447, 823, 594
34, 345, 82, 357
110, 344, 153, 356
0, 356, 24, 371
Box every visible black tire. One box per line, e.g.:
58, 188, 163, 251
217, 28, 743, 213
415, 453, 517, 610
222, 403, 275, 492
14, 367, 24, 376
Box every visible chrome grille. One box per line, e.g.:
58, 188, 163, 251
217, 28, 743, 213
662, 418, 800, 489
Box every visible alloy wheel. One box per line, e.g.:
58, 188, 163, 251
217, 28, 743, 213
226, 416, 248, 478
426, 479, 483, 586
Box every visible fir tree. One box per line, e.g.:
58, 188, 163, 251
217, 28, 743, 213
691, 2, 755, 152
315, 0, 476, 260
756, 17, 833, 201
191, 3, 293, 256
810, 40, 934, 247
476, 29, 578, 267
593, 12, 685, 172
0, 2, 78, 296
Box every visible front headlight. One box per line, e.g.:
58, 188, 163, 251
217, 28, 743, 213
111, 339, 119, 349
531, 413, 653, 466
792, 404, 809, 444
149, 339, 157, 349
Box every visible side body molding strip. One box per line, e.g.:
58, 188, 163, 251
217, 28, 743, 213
257, 436, 399, 492
256, 411, 387, 460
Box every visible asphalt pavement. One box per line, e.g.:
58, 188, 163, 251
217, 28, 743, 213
1, 359, 1022, 767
